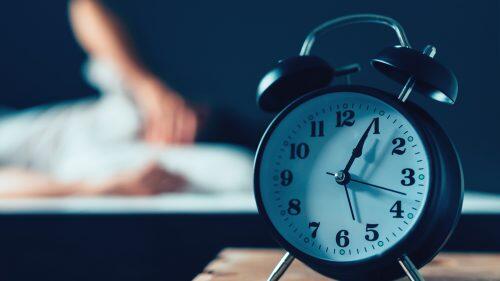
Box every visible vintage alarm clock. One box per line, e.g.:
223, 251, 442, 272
254, 14, 463, 281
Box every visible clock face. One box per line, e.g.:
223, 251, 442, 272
256, 91, 431, 262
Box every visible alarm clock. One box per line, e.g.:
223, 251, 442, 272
254, 14, 463, 281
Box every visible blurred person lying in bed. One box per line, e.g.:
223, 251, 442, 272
0, 0, 253, 197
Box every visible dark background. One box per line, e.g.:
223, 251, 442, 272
0, 0, 498, 193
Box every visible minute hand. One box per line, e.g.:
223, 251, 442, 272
343, 118, 376, 173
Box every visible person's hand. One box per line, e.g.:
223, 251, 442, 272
132, 77, 198, 145
99, 163, 187, 196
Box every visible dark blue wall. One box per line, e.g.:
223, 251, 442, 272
0, 1, 95, 107
0, 0, 498, 192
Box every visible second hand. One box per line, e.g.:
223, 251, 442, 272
350, 178, 407, 196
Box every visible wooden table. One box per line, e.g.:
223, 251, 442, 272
194, 248, 500, 281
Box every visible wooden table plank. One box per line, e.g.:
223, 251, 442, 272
194, 248, 500, 281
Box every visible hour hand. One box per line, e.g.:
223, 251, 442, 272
344, 118, 378, 172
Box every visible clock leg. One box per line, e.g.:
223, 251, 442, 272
398, 255, 425, 281
267, 251, 295, 281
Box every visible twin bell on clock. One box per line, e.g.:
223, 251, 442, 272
257, 17, 457, 112
254, 14, 463, 281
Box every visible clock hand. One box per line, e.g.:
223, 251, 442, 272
325, 172, 355, 220
343, 118, 377, 173
334, 119, 376, 220
343, 185, 356, 221
326, 172, 406, 195
330, 119, 376, 223
350, 178, 407, 196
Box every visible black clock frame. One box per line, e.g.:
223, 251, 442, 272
254, 85, 464, 280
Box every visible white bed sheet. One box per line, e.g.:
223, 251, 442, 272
0, 191, 497, 215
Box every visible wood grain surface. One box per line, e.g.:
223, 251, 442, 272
194, 248, 500, 281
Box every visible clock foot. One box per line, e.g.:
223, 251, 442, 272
267, 251, 295, 281
398, 255, 425, 281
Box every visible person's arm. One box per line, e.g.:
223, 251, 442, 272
0, 164, 185, 198
68, 0, 197, 144
0, 168, 86, 197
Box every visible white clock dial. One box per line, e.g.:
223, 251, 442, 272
257, 91, 431, 262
